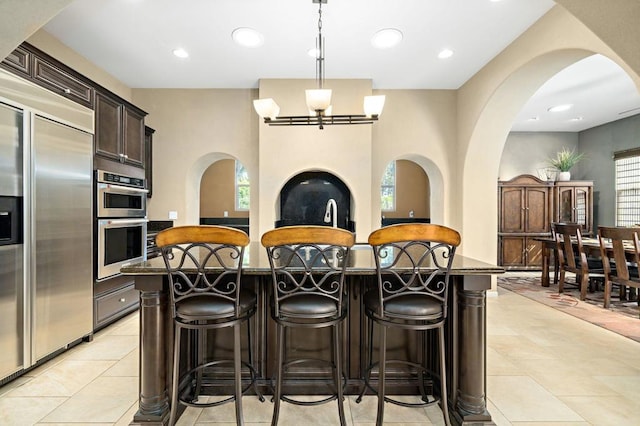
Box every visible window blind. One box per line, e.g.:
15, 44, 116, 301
615, 151, 640, 226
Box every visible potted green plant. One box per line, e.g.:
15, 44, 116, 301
547, 147, 584, 181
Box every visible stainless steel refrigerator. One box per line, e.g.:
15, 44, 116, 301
0, 70, 93, 383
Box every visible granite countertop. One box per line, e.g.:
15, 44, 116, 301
123, 242, 504, 276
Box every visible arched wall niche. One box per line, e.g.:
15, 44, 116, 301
199, 159, 250, 218
375, 154, 445, 227
185, 152, 242, 229
275, 170, 355, 232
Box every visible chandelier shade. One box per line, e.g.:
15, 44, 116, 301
305, 89, 332, 112
253, 98, 280, 119
363, 95, 386, 117
253, 0, 384, 130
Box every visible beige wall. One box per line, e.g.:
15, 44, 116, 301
256, 79, 376, 241
132, 88, 259, 231
5, 1, 640, 263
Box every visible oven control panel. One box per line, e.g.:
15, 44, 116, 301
96, 170, 145, 189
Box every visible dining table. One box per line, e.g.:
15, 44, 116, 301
535, 235, 639, 288
121, 242, 504, 426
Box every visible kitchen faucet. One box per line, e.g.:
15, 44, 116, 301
324, 198, 337, 228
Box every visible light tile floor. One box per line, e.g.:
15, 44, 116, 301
2, 274, 640, 425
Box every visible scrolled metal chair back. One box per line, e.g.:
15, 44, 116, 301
156, 225, 250, 320
261, 226, 355, 319
368, 224, 461, 321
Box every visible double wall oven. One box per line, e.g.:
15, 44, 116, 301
96, 170, 148, 281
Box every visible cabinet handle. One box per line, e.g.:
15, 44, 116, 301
119, 298, 126, 303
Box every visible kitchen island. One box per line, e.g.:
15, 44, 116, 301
122, 242, 503, 425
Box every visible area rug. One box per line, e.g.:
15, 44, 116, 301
497, 273, 640, 343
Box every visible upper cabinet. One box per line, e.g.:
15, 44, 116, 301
1, 43, 94, 109
2, 42, 148, 173
499, 175, 552, 234
553, 181, 593, 234
95, 90, 146, 168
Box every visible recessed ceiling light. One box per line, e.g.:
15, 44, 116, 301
548, 104, 573, 112
570, 116, 584, 121
232, 27, 264, 48
527, 116, 539, 121
371, 28, 403, 49
172, 48, 189, 59
438, 48, 453, 59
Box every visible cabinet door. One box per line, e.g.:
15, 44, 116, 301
557, 186, 575, 224
500, 187, 525, 233
525, 187, 550, 233
33, 56, 93, 108
0, 45, 31, 78
525, 237, 543, 266
95, 91, 123, 162
574, 187, 589, 230
500, 236, 526, 266
123, 107, 145, 168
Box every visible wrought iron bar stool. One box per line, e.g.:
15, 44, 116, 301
356, 223, 460, 426
156, 225, 263, 426
261, 225, 355, 426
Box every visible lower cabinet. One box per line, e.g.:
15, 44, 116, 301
94, 275, 140, 330
499, 235, 543, 269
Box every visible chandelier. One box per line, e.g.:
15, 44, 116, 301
253, 0, 385, 130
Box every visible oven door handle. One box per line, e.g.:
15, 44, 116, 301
99, 183, 149, 194
99, 218, 149, 226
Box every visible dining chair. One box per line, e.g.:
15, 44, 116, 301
597, 226, 640, 316
156, 225, 263, 426
554, 223, 604, 300
261, 225, 355, 426
356, 223, 460, 426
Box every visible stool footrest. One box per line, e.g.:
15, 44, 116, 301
271, 357, 347, 406
356, 359, 439, 407
178, 359, 264, 407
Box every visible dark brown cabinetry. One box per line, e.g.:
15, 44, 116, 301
498, 175, 594, 269
95, 90, 146, 168
2, 42, 147, 173
0, 44, 31, 78
1, 42, 94, 108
